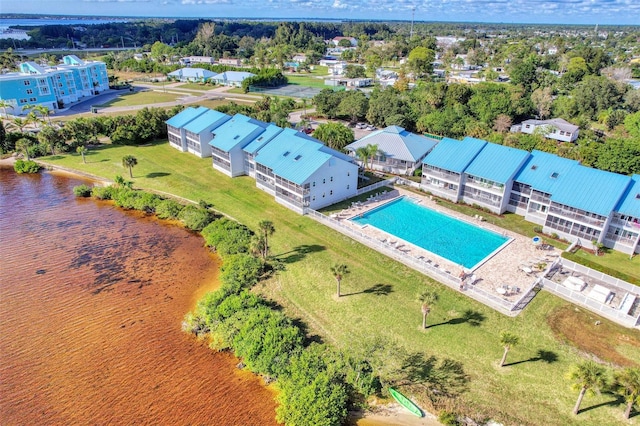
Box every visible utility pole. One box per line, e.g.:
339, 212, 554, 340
410, 7, 415, 40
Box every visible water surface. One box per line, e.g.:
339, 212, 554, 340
0, 167, 278, 425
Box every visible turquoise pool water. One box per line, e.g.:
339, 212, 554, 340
351, 197, 509, 269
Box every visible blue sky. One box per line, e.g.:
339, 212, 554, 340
3, 0, 639, 25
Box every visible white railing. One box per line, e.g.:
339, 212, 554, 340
357, 178, 396, 195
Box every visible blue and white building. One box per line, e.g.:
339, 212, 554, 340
0, 55, 108, 115
166, 108, 359, 212
165, 106, 209, 152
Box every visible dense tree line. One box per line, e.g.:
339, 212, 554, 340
2, 106, 182, 158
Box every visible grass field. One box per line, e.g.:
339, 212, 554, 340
39, 142, 640, 426
97, 91, 181, 107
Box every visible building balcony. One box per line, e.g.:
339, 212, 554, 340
423, 169, 460, 182
462, 191, 502, 208
530, 194, 551, 203
548, 206, 605, 228
611, 218, 640, 230
464, 179, 505, 195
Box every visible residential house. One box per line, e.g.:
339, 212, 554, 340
218, 58, 242, 67
182, 109, 232, 158
165, 106, 210, 152
209, 114, 272, 176
318, 59, 347, 76
167, 67, 217, 83
180, 56, 215, 65
512, 118, 580, 142
254, 128, 358, 213
421, 137, 487, 202
460, 143, 530, 213
345, 126, 439, 175
210, 71, 255, 87
331, 36, 357, 47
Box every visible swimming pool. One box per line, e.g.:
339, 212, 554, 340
351, 197, 509, 269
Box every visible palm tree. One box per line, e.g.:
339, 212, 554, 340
122, 155, 137, 178
614, 367, 640, 420
416, 289, 438, 329
356, 146, 369, 169
9, 117, 27, 133
568, 360, 608, 415
77, 146, 87, 164
33, 105, 53, 125
15, 137, 32, 160
330, 263, 349, 297
249, 234, 266, 258
258, 220, 275, 259
499, 331, 520, 367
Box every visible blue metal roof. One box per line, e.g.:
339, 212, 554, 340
255, 129, 337, 185
464, 143, 529, 184
243, 124, 284, 154
514, 150, 579, 195
168, 68, 217, 79
208, 114, 268, 152
422, 137, 486, 173
550, 165, 631, 217
183, 109, 231, 134
615, 175, 640, 219
345, 126, 439, 162
165, 106, 208, 128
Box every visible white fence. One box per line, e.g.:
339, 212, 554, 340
541, 258, 640, 328
356, 178, 397, 196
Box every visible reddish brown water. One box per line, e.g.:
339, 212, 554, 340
0, 168, 278, 426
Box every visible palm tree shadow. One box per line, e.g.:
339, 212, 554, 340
273, 244, 325, 264
503, 349, 559, 367
577, 394, 625, 414
428, 310, 485, 328
343, 283, 393, 297
146, 172, 170, 178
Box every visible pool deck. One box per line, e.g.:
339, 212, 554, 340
330, 189, 560, 312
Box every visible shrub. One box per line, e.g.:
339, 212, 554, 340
219, 253, 263, 292
112, 188, 138, 209
73, 184, 92, 197
91, 185, 115, 200
14, 159, 40, 174
155, 199, 184, 220
533, 226, 542, 233
178, 205, 215, 231
131, 191, 162, 213
201, 218, 253, 255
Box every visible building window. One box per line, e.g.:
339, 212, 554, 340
29, 97, 36, 102
323, 178, 326, 184
312, 196, 316, 201
330, 176, 333, 182
330, 190, 333, 195
26, 89, 33, 94
347, 171, 350, 176
322, 193, 325, 198
19, 99, 27, 104
24, 80, 31, 86
312, 181, 316, 187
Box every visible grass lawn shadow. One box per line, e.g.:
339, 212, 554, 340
343, 283, 393, 297
503, 349, 559, 367
428, 309, 486, 328
146, 172, 171, 178
577, 394, 625, 414
274, 244, 325, 264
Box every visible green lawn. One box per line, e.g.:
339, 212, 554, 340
286, 74, 328, 88
175, 83, 212, 91
39, 142, 640, 426
97, 91, 181, 107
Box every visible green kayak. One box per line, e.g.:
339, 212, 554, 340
389, 387, 423, 417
